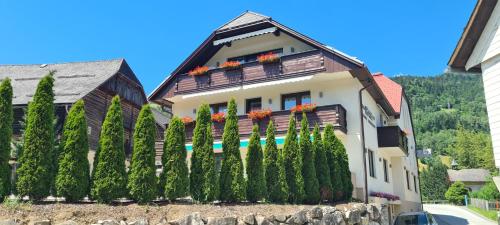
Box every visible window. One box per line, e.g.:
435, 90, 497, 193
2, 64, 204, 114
281, 91, 311, 110
228, 48, 283, 64
246, 98, 262, 113
413, 175, 418, 193
368, 150, 375, 178
383, 159, 389, 182
406, 170, 411, 190
210, 102, 227, 114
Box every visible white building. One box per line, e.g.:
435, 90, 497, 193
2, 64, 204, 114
448, 0, 500, 175
149, 11, 421, 218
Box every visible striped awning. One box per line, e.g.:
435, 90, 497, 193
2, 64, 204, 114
213, 27, 277, 46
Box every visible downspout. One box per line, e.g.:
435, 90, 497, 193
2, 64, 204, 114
359, 79, 373, 204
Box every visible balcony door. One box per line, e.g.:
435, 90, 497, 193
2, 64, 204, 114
281, 91, 311, 110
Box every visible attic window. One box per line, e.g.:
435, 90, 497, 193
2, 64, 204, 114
228, 48, 283, 64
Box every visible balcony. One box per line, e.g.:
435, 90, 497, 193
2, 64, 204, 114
184, 104, 347, 142
174, 50, 332, 95
377, 126, 409, 157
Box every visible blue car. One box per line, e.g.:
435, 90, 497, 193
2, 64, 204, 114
394, 211, 438, 225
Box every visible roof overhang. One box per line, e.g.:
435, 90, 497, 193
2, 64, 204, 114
448, 0, 498, 72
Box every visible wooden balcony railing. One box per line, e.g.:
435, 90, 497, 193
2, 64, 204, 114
184, 104, 347, 142
377, 126, 409, 157
175, 50, 326, 95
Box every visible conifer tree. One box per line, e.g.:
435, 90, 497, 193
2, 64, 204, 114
91, 96, 127, 203
299, 113, 320, 204
324, 124, 342, 201
335, 136, 353, 200
219, 98, 246, 202
127, 105, 157, 203
245, 124, 265, 202
312, 124, 332, 202
55, 100, 90, 202
160, 116, 189, 201
0, 78, 12, 200
16, 73, 55, 201
202, 125, 218, 202
282, 114, 304, 203
263, 121, 288, 203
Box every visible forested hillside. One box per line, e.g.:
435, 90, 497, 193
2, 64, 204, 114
393, 73, 494, 171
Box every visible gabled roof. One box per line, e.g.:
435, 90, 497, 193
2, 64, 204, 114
373, 72, 403, 114
0, 59, 143, 105
448, 0, 498, 71
448, 169, 491, 183
217, 11, 269, 31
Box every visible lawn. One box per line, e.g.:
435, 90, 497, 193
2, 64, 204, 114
468, 206, 498, 221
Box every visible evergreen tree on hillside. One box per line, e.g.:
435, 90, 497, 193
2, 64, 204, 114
91, 96, 127, 203
160, 116, 189, 201
420, 157, 450, 200
128, 105, 157, 203
219, 98, 246, 202
263, 121, 288, 203
245, 124, 265, 202
0, 79, 12, 200
312, 124, 332, 202
16, 73, 55, 201
55, 100, 90, 202
282, 114, 304, 203
323, 124, 342, 201
299, 113, 320, 204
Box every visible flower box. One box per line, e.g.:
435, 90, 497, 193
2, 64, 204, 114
248, 109, 272, 120
188, 66, 209, 76
257, 52, 280, 64
181, 116, 194, 124
220, 61, 241, 70
291, 103, 317, 113
369, 191, 400, 201
211, 112, 225, 123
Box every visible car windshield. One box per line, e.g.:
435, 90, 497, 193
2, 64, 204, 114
394, 214, 428, 225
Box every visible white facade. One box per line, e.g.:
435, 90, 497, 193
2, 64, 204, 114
464, 1, 500, 168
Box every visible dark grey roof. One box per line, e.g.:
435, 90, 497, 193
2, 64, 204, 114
0, 59, 125, 105
447, 169, 491, 182
217, 11, 269, 31
151, 106, 171, 129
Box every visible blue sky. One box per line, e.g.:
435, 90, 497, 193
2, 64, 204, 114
0, 1, 475, 94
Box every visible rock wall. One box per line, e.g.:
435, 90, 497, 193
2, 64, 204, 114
0, 203, 389, 225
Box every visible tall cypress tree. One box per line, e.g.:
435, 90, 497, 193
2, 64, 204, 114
0, 78, 12, 200
335, 136, 353, 200
312, 124, 332, 202
299, 113, 320, 204
282, 114, 304, 203
160, 116, 189, 201
128, 105, 157, 203
55, 100, 90, 202
245, 124, 265, 202
219, 98, 245, 202
16, 73, 55, 201
263, 121, 288, 203
324, 124, 342, 201
202, 125, 218, 202
91, 96, 127, 203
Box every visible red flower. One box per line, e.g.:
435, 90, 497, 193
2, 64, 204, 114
181, 116, 193, 124
247, 109, 272, 120
211, 112, 225, 123
220, 61, 241, 70
291, 103, 316, 113
257, 52, 280, 64
188, 66, 209, 76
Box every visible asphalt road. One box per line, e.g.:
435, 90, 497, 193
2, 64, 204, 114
423, 204, 496, 225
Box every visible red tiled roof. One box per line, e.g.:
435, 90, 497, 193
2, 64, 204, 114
373, 72, 402, 114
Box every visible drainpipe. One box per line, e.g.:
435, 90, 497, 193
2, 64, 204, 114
359, 79, 373, 204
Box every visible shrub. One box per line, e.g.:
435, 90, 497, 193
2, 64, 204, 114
245, 125, 265, 202
0, 79, 12, 200
55, 100, 90, 202
282, 114, 304, 203
128, 105, 158, 203
312, 124, 332, 201
91, 96, 127, 203
470, 180, 500, 200
263, 121, 288, 203
16, 73, 55, 201
420, 157, 450, 200
323, 124, 342, 201
445, 181, 469, 205
299, 113, 320, 204
160, 116, 189, 201
219, 98, 246, 202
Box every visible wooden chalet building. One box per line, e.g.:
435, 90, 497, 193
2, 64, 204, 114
149, 11, 421, 218
0, 59, 147, 162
